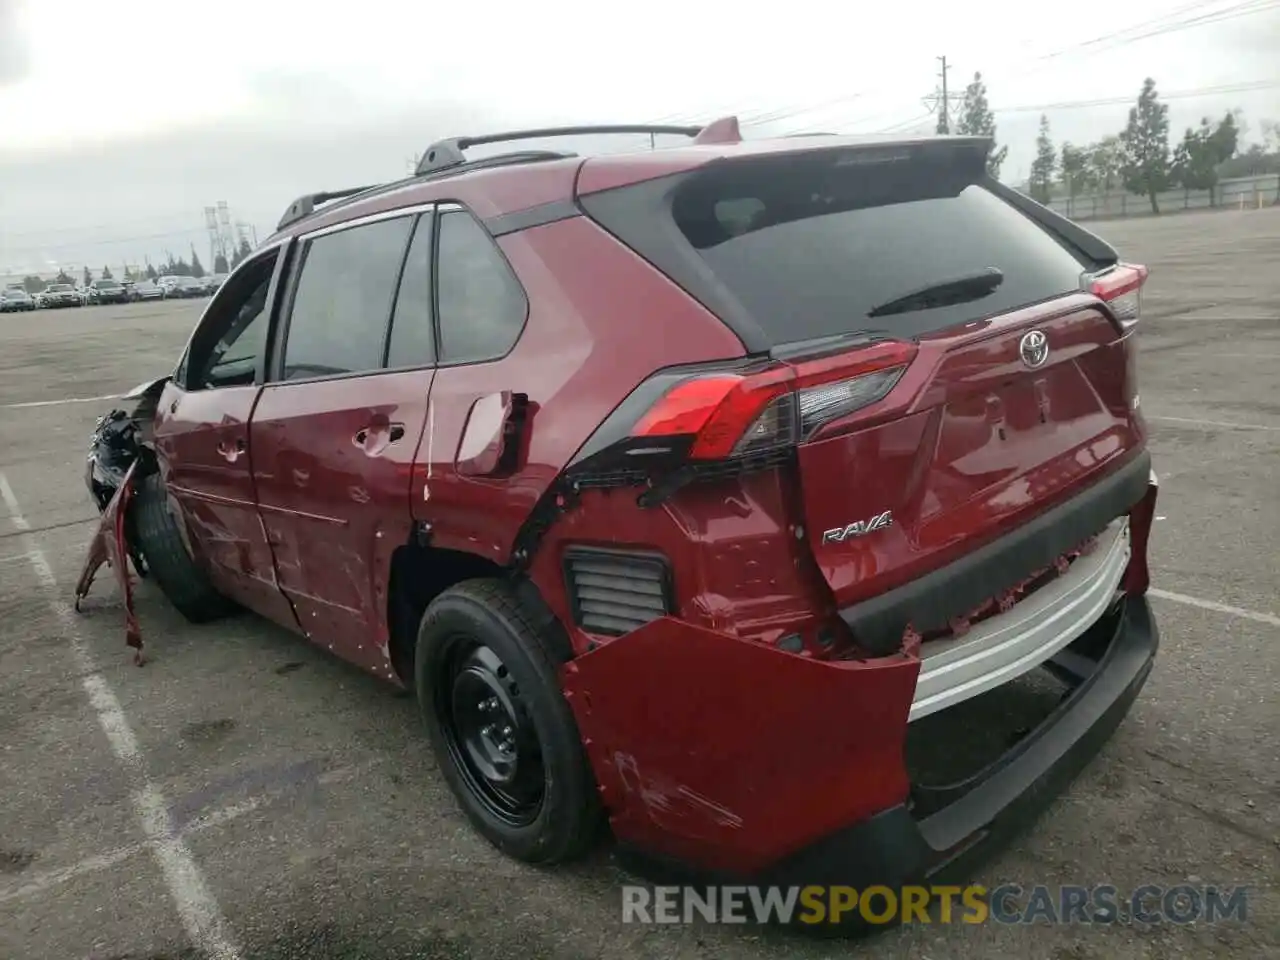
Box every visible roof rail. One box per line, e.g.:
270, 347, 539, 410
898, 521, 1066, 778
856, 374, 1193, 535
276, 185, 381, 231
413, 117, 742, 176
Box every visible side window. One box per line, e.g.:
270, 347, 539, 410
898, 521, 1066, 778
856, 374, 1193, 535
436, 209, 528, 365
385, 212, 435, 369
280, 216, 413, 381
183, 249, 279, 391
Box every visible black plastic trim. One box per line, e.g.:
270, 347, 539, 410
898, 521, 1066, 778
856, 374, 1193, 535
839, 449, 1152, 655
485, 198, 582, 237
562, 545, 675, 637
985, 177, 1119, 267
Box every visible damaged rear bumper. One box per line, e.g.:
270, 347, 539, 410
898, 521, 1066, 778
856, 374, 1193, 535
579, 595, 1157, 926
563, 474, 1161, 930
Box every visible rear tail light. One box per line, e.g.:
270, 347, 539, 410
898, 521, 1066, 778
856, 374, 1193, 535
1087, 262, 1148, 332
630, 340, 916, 460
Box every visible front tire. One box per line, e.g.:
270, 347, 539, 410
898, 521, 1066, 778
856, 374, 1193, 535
415, 579, 602, 864
133, 472, 236, 622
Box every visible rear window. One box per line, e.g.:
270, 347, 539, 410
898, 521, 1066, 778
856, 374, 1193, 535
667, 153, 1090, 344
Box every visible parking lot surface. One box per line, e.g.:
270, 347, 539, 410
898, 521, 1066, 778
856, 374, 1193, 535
1, 207, 1277, 959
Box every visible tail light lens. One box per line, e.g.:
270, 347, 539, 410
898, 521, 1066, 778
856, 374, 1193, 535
630, 340, 916, 460
1087, 262, 1148, 332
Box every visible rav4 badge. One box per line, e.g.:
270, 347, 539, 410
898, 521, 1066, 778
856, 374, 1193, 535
821, 510, 894, 544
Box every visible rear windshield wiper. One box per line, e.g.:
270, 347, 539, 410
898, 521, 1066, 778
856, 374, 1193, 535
866, 267, 1004, 319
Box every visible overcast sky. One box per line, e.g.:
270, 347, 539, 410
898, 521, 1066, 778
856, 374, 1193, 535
0, 0, 1276, 277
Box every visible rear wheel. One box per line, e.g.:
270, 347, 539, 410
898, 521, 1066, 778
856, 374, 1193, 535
133, 472, 236, 622
415, 579, 602, 864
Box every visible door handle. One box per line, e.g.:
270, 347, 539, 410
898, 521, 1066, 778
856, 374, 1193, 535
217, 438, 246, 462
354, 422, 406, 454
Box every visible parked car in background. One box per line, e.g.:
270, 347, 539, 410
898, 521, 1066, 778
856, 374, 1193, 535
0, 288, 35, 312
38, 283, 81, 308
168, 276, 208, 298
130, 279, 165, 302
205, 273, 228, 293
87, 279, 131, 305
157, 275, 180, 294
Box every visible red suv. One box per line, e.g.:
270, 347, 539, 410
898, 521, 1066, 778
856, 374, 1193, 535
80, 118, 1159, 909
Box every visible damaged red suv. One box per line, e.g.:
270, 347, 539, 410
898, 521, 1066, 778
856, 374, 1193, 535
81, 118, 1159, 905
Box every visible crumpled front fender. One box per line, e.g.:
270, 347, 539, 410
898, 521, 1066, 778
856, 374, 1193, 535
74, 460, 145, 665
560, 617, 920, 876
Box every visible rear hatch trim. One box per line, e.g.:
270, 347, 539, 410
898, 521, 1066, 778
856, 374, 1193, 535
839, 449, 1151, 654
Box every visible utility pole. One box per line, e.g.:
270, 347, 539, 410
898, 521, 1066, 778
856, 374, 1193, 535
923, 56, 965, 136
936, 56, 950, 133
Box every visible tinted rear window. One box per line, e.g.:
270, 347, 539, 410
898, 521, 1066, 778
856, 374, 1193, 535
669, 156, 1089, 344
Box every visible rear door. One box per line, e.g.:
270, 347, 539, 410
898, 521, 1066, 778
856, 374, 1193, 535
151, 243, 300, 629
249, 208, 435, 676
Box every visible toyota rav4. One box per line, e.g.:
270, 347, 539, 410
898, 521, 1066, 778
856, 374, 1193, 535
78, 118, 1159, 915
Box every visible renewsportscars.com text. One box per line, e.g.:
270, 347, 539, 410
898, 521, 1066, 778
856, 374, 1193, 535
621, 883, 1250, 926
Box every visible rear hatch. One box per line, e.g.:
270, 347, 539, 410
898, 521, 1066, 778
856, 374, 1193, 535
576, 137, 1148, 651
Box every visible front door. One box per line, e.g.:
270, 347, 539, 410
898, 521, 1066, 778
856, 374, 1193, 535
249, 209, 436, 676
151, 243, 300, 630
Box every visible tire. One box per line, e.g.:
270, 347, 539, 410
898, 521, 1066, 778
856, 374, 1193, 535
415, 579, 602, 864
132, 472, 236, 622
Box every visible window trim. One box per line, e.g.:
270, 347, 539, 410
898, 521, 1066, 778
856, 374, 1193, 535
431, 201, 531, 369
380, 207, 438, 373
266, 205, 430, 387
174, 237, 293, 393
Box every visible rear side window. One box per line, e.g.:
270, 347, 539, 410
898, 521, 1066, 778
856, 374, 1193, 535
668, 153, 1090, 345
435, 209, 527, 365
281, 216, 413, 380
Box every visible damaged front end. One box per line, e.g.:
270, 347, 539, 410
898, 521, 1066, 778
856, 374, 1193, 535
75, 378, 168, 664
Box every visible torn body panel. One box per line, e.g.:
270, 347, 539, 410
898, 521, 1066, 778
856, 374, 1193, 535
75, 460, 145, 665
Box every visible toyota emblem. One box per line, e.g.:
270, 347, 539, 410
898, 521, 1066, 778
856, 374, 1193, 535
1019, 330, 1049, 368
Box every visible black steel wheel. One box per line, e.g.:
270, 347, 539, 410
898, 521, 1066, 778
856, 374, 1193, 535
416, 579, 602, 864
436, 639, 544, 826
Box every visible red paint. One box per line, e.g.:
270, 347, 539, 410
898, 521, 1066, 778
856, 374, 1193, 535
75, 460, 144, 664
248, 369, 436, 677
561, 617, 920, 874
125, 132, 1157, 877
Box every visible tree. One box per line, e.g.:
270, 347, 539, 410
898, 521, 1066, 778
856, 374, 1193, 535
1172, 113, 1241, 207
1060, 142, 1092, 206
955, 72, 1008, 179
231, 237, 253, 268
82, 265, 92, 287
55, 269, 74, 284
1029, 115, 1057, 204
102, 265, 113, 280
1087, 136, 1123, 193
145, 263, 158, 281
190, 249, 206, 279
21, 275, 43, 294
213, 252, 229, 274
1120, 78, 1171, 214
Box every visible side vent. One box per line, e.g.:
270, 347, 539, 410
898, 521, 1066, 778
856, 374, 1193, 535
563, 547, 674, 637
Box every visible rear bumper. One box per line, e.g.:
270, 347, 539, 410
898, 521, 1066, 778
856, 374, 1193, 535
609, 594, 1158, 924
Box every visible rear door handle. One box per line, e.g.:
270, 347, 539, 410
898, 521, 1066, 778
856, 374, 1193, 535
217, 438, 246, 462
354, 422, 406, 455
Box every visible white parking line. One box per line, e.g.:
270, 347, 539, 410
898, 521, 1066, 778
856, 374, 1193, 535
1148, 415, 1279, 432
0, 472, 241, 960
0, 393, 121, 410
1149, 588, 1280, 628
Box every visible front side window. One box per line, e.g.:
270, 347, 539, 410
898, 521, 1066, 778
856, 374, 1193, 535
280, 216, 413, 380
435, 209, 527, 365
183, 249, 280, 390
